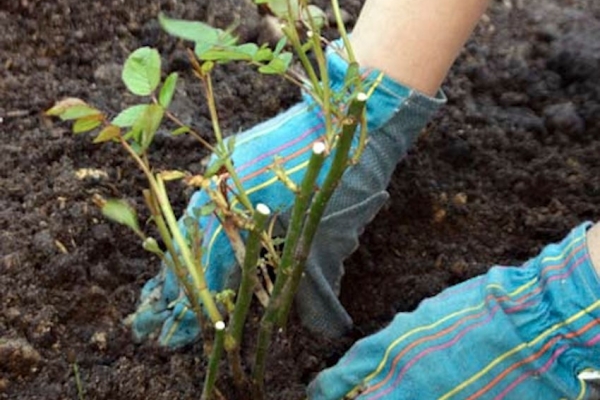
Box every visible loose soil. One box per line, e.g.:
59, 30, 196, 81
1, 0, 599, 399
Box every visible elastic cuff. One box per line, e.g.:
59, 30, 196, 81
302, 39, 446, 133
532, 222, 600, 379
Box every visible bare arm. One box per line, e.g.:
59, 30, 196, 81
351, 0, 490, 96
587, 222, 600, 278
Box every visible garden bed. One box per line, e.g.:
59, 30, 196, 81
1, 0, 599, 398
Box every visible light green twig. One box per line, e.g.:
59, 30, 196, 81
201, 321, 226, 400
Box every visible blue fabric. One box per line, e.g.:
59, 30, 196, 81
308, 223, 600, 400
129, 41, 445, 347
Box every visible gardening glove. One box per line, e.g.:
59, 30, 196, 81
128, 40, 445, 348
309, 223, 600, 400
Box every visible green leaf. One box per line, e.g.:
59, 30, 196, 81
258, 52, 292, 74
302, 5, 327, 29
142, 237, 164, 256
122, 47, 161, 96
73, 116, 102, 133
159, 13, 237, 51
112, 104, 149, 127
192, 203, 217, 219
226, 136, 236, 153
204, 156, 228, 178
159, 72, 178, 108
199, 48, 253, 62
130, 141, 143, 155
344, 62, 361, 87
254, 47, 273, 62
273, 37, 287, 56
122, 127, 140, 142
158, 170, 187, 181
267, 0, 300, 19
171, 126, 191, 136
182, 216, 197, 231
60, 105, 103, 121
160, 13, 219, 43
201, 61, 214, 74
132, 103, 164, 152
94, 125, 121, 143
101, 199, 142, 236
46, 98, 88, 117
236, 43, 259, 58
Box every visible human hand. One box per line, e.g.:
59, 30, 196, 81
127, 42, 444, 348
309, 223, 600, 399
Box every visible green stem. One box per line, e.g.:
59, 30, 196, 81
252, 318, 273, 400
251, 142, 328, 392
225, 204, 270, 387
304, 8, 334, 143
277, 142, 327, 278
282, 22, 321, 98
331, 0, 355, 63
119, 138, 222, 328
203, 73, 253, 212
276, 93, 367, 326
142, 188, 212, 348
72, 362, 85, 400
201, 321, 226, 400
164, 109, 216, 152
229, 204, 271, 345
155, 177, 223, 324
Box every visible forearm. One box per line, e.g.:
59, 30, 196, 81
587, 222, 600, 278
351, 0, 490, 96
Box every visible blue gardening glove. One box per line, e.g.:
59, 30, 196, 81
309, 223, 600, 400
128, 41, 445, 348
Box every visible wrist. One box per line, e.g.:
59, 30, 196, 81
586, 222, 600, 279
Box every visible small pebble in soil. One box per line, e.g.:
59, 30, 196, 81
543, 102, 585, 138
32, 229, 56, 257
0, 338, 42, 377
452, 192, 468, 206
91, 331, 108, 351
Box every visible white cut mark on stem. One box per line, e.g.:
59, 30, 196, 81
215, 320, 225, 331
356, 92, 368, 102
255, 203, 272, 307
256, 203, 271, 216
313, 141, 326, 154
579, 370, 600, 380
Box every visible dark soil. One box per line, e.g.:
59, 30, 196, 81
1, 0, 599, 399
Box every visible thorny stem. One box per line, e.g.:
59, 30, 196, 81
225, 204, 270, 386
119, 137, 223, 324
164, 109, 216, 152
275, 142, 327, 282
331, 0, 355, 63
119, 140, 214, 350
252, 142, 328, 395
229, 204, 271, 345
281, 18, 321, 98
252, 318, 273, 399
202, 73, 253, 212
155, 176, 223, 323
140, 188, 214, 351
277, 93, 367, 326
304, 8, 334, 144
201, 321, 226, 400
149, 92, 215, 151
